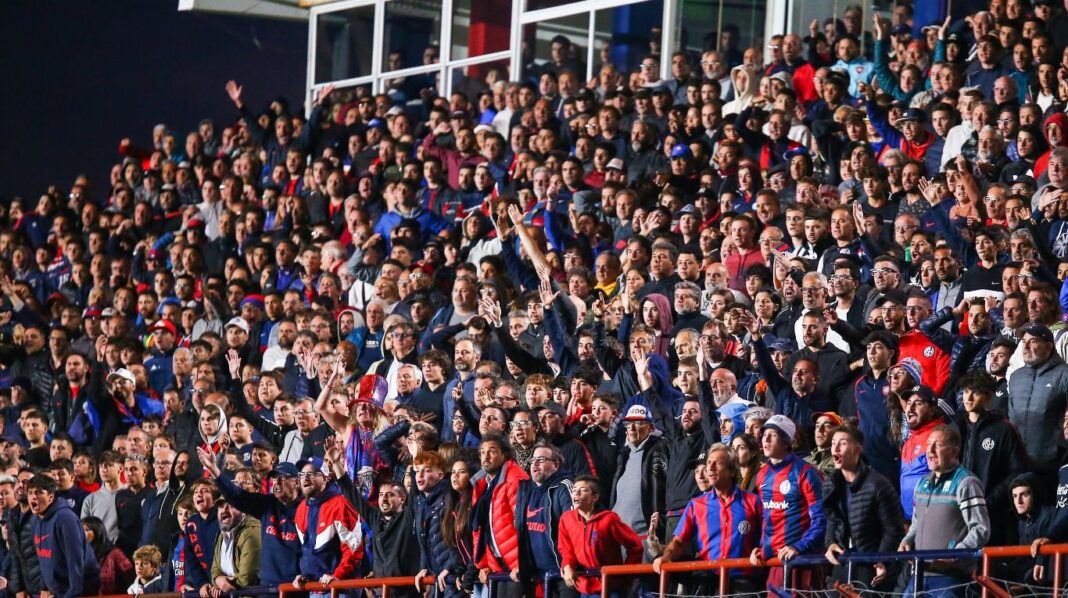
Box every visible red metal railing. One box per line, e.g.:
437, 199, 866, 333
276, 574, 435, 598
87, 543, 1068, 598
981, 543, 1068, 598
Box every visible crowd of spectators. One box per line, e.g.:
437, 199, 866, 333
6, 1, 1068, 596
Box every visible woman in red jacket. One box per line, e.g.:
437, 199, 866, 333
558, 476, 643, 598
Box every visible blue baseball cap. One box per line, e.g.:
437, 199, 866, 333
269, 463, 299, 479
295, 457, 325, 473
670, 144, 693, 160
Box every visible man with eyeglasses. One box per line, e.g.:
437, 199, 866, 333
535, 401, 595, 478
795, 272, 850, 354
827, 262, 864, 328
610, 404, 667, 538
292, 457, 365, 591
700, 50, 732, 98
515, 445, 575, 598
199, 449, 303, 590
371, 321, 420, 403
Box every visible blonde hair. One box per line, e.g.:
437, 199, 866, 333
705, 443, 741, 482
133, 545, 162, 567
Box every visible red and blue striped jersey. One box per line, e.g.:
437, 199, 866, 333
673, 486, 762, 566
755, 453, 826, 558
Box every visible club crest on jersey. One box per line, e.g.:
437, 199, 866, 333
779, 480, 792, 494
982, 438, 995, 451
738, 520, 751, 534
923, 346, 934, 357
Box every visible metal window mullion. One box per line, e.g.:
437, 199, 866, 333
509, 0, 527, 80
586, 10, 596, 82
440, 0, 453, 98
306, 6, 318, 117
371, 0, 386, 94
660, 0, 677, 82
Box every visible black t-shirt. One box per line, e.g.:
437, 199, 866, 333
25, 446, 50, 469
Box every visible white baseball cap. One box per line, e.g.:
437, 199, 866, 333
761, 414, 797, 442
225, 317, 250, 334
622, 404, 653, 422
106, 368, 136, 385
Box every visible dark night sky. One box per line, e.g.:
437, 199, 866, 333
0, 0, 308, 201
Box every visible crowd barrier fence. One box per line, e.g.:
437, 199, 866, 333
85, 543, 1068, 598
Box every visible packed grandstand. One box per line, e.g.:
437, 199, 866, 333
6, 1, 1068, 596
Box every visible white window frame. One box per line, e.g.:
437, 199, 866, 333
512, 0, 676, 83
306, 0, 681, 114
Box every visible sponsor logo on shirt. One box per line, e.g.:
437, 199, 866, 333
763, 499, 789, 510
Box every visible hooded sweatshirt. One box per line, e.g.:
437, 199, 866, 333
642, 293, 675, 357
184, 509, 219, 588
718, 402, 749, 444
558, 508, 643, 595
34, 500, 100, 598
199, 403, 229, 458
723, 65, 758, 117
1034, 113, 1068, 179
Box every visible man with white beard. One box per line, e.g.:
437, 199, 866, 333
973, 126, 1010, 185
707, 368, 754, 409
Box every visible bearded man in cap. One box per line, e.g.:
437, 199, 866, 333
1009, 323, 1068, 481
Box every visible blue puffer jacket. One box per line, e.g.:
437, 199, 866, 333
33, 500, 100, 598
414, 478, 455, 575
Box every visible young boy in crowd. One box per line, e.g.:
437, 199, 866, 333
128, 545, 165, 595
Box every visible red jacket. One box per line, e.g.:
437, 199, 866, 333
558, 508, 642, 594
472, 460, 529, 572
897, 330, 950, 395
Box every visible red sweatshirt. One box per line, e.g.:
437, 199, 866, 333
557, 508, 642, 594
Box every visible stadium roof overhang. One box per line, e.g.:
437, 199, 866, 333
176, 0, 318, 21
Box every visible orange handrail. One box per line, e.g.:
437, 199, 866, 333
95, 594, 181, 598
980, 543, 1068, 598
85, 543, 1068, 598
600, 558, 791, 598
277, 575, 435, 598
658, 557, 787, 596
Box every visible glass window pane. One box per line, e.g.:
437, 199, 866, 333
382, 0, 443, 72
676, 0, 762, 72
592, 1, 662, 79
526, 0, 585, 10
521, 14, 590, 83
450, 57, 511, 101
314, 5, 375, 84
451, 0, 512, 60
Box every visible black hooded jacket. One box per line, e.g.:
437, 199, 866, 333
952, 409, 1029, 544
